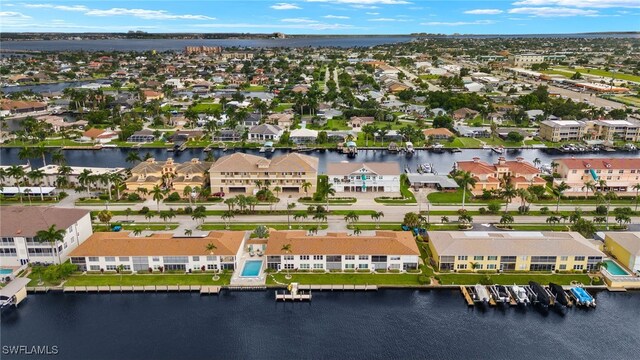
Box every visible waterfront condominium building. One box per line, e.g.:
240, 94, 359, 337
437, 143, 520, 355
427, 231, 604, 273
265, 230, 420, 272
208, 153, 318, 195
604, 232, 640, 274
552, 158, 640, 194
69, 231, 245, 272
0, 206, 93, 267
539, 120, 586, 142
455, 156, 545, 194
125, 158, 213, 193
589, 119, 640, 142
326, 162, 401, 193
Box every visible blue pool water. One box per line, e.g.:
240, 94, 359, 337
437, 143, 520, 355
0, 269, 13, 275
241, 261, 262, 277
604, 260, 630, 276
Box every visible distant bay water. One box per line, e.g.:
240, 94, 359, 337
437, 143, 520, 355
1, 33, 638, 52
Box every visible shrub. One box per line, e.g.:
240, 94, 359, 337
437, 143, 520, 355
138, 206, 150, 214
518, 205, 530, 214
58, 191, 68, 199
540, 207, 550, 215
166, 192, 181, 202
184, 206, 193, 214
127, 193, 141, 201
487, 201, 502, 214
98, 194, 109, 200
478, 207, 487, 214
481, 190, 493, 200
479, 275, 493, 285
418, 275, 430, 285
594, 205, 607, 215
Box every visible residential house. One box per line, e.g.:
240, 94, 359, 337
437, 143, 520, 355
455, 125, 490, 138
423, 128, 454, 141
604, 232, 640, 275
37, 115, 87, 133
209, 153, 318, 195
589, 119, 640, 142
248, 124, 283, 142
265, 230, 420, 272
213, 129, 242, 142
552, 158, 640, 195
69, 231, 244, 272
81, 128, 119, 143
539, 120, 586, 142
266, 113, 294, 129
452, 107, 479, 120
0, 99, 48, 116
142, 90, 164, 102
127, 130, 156, 143
0, 206, 93, 266
327, 162, 401, 193
242, 113, 262, 128
289, 128, 318, 144
348, 116, 375, 129
39, 165, 125, 188
125, 158, 212, 192
455, 157, 545, 194
428, 231, 603, 272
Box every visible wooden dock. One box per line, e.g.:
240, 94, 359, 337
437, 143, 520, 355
460, 286, 474, 306
275, 292, 312, 301
298, 284, 377, 291
200, 286, 221, 295
59, 285, 220, 294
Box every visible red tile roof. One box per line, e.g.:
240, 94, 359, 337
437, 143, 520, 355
556, 158, 640, 170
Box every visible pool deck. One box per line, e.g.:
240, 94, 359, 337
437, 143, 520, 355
230, 234, 267, 286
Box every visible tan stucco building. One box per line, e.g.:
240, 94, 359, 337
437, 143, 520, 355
125, 158, 212, 193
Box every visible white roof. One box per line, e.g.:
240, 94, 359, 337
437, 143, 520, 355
1, 186, 56, 194
290, 128, 318, 137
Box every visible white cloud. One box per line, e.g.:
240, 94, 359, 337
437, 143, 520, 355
421, 20, 495, 26
323, 15, 350, 19
0, 11, 30, 18
306, 0, 411, 4
271, 3, 302, 10
351, 5, 379, 9
464, 9, 504, 15
365, 12, 380, 15
511, 0, 640, 8
508, 7, 599, 16
281, 18, 318, 22
368, 17, 411, 22
84, 8, 215, 20
22, 4, 89, 11
193, 22, 356, 31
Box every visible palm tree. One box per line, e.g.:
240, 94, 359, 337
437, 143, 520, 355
206, 242, 219, 280
7, 165, 26, 204
184, 229, 193, 236
224, 197, 237, 212
370, 211, 384, 229
633, 183, 640, 212
221, 211, 234, 229
132, 229, 142, 237
603, 191, 618, 230
144, 212, 155, 229
294, 213, 308, 229
500, 184, 517, 213
301, 181, 312, 197
27, 169, 46, 201
36, 224, 66, 264
125, 151, 142, 164
353, 227, 362, 236
533, 158, 541, 169
150, 185, 164, 212
454, 171, 476, 210
32, 145, 49, 167
552, 181, 571, 213
24, 188, 32, 205
183, 185, 193, 206
324, 182, 336, 211
281, 243, 293, 279
582, 180, 596, 200
441, 216, 449, 223
77, 169, 93, 197
286, 202, 296, 229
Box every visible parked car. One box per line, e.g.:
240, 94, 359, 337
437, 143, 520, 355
212, 192, 225, 198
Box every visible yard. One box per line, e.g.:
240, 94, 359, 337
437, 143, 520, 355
435, 273, 593, 286
267, 272, 422, 286
63, 274, 231, 286
446, 137, 483, 148
190, 103, 222, 112
199, 223, 328, 231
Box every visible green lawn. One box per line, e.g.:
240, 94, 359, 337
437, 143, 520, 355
245, 85, 266, 91
190, 103, 222, 112
436, 273, 593, 286
427, 189, 474, 204
199, 223, 328, 231
558, 67, 640, 83
267, 272, 422, 285
92, 223, 179, 232
63, 274, 231, 286
418, 74, 441, 80
446, 137, 483, 148
273, 103, 293, 112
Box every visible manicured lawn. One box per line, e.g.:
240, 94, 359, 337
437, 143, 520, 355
267, 272, 422, 285
190, 103, 222, 112
273, 103, 293, 112
63, 274, 231, 286
435, 273, 593, 286
199, 223, 328, 231
558, 67, 640, 83
446, 137, 482, 148
92, 223, 179, 232
418, 74, 441, 80
427, 189, 475, 204
245, 85, 266, 91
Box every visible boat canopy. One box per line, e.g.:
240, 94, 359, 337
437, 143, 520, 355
346, 141, 356, 147
264, 141, 274, 147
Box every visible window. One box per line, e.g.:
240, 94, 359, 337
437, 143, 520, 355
559, 264, 567, 270
371, 255, 387, 262
560, 256, 568, 261
390, 264, 401, 269
119, 257, 129, 262
313, 264, 323, 269
122, 265, 131, 271
344, 264, 354, 269
473, 256, 484, 261
574, 256, 585, 261
358, 264, 368, 269
300, 264, 310, 269
487, 264, 496, 270
106, 265, 117, 271
456, 264, 467, 270
103, 257, 115, 262
283, 255, 294, 261
487, 256, 498, 261
457, 256, 468, 261
284, 264, 294, 270
88, 257, 99, 262
300, 255, 309, 260
359, 255, 369, 260
192, 256, 200, 262
1, 237, 14, 244
207, 256, 217, 261
345, 255, 355, 260
90, 265, 100, 271
152, 257, 160, 262
573, 264, 584, 270
313, 255, 323, 260
389, 256, 400, 261
207, 264, 217, 270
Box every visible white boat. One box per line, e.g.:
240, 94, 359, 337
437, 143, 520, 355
511, 285, 530, 305
405, 142, 414, 153
491, 285, 510, 303
491, 146, 504, 154
474, 284, 490, 304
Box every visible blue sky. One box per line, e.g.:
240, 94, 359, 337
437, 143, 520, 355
1, 1, 639, 34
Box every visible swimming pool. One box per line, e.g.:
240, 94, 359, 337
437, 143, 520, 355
0, 269, 13, 275
603, 260, 630, 276
241, 261, 263, 277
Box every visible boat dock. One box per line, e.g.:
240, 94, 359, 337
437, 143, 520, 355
298, 284, 377, 291
55, 285, 220, 294
462, 284, 597, 309
0, 278, 31, 310
275, 283, 311, 301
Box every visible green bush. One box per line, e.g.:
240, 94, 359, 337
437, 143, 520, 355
418, 275, 430, 285
166, 192, 181, 202
138, 206, 150, 214
127, 193, 141, 201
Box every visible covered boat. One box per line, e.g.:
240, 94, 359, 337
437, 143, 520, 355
511, 285, 530, 305
493, 285, 510, 303
529, 281, 550, 308
570, 286, 596, 307
474, 284, 490, 305
549, 283, 569, 307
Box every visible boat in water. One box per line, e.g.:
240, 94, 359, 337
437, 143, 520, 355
570, 286, 596, 307
405, 142, 415, 155
511, 285, 530, 305
549, 283, 569, 308
474, 284, 490, 305
490, 285, 511, 304
417, 163, 433, 174
528, 281, 550, 308
491, 146, 504, 154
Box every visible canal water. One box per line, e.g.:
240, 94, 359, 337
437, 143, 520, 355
0, 147, 636, 174
1, 290, 638, 360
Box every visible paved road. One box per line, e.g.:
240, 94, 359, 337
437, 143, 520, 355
523, 79, 633, 110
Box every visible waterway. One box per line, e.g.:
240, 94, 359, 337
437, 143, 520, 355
1, 290, 638, 360
0, 147, 636, 174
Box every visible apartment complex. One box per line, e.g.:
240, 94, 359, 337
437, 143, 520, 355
0, 206, 92, 266
327, 162, 401, 193
553, 158, 640, 194
604, 232, 640, 274
511, 54, 566, 67
125, 158, 212, 192
455, 157, 545, 194
428, 231, 604, 272
589, 119, 640, 142
209, 153, 318, 195
265, 231, 420, 272
69, 231, 245, 272
539, 120, 586, 142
